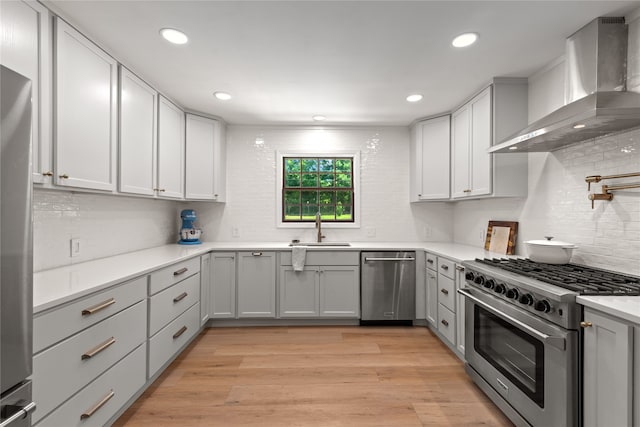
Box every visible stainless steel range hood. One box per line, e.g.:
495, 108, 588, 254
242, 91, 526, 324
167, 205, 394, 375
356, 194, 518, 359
490, 17, 640, 153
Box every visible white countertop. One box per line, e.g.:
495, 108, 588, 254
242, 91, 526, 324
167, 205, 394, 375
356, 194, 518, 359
32, 241, 508, 314
577, 295, 640, 325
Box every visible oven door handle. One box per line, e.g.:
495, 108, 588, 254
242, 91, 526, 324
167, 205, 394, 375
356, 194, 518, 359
457, 289, 566, 351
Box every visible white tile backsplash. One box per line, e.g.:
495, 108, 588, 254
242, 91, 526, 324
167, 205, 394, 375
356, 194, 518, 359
190, 126, 454, 244
453, 128, 640, 275
33, 189, 179, 271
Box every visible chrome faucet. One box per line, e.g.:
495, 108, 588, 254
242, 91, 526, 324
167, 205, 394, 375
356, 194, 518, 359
315, 211, 325, 243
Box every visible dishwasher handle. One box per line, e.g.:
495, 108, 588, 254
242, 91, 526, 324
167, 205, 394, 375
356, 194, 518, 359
364, 257, 416, 262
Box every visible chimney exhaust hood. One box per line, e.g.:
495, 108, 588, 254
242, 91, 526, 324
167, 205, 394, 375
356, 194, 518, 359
490, 17, 640, 153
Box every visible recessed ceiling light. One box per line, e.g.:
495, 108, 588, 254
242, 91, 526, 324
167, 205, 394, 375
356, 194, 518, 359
509, 146, 518, 150
573, 124, 586, 129
214, 91, 232, 101
159, 28, 188, 45
452, 32, 478, 48
406, 94, 423, 102
312, 115, 326, 121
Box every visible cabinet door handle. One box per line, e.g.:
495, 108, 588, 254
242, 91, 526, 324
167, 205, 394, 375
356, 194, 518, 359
42, 171, 54, 177
252, 252, 262, 256
440, 288, 449, 295
173, 292, 188, 303
580, 321, 593, 328
173, 267, 188, 276
81, 337, 116, 360
80, 390, 114, 419
456, 266, 465, 272
441, 319, 449, 327
427, 259, 434, 264
59, 174, 69, 179
173, 326, 188, 339
81, 298, 116, 315
463, 189, 472, 193
154, 188, 166, 192
441, 265, 449, 270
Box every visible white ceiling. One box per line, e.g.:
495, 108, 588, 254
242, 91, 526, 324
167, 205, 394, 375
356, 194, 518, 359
46, 0, 640, 126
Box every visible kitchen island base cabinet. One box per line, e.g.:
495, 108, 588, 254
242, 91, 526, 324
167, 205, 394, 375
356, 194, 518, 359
34, 344, 146, 427
583, 308, 634, 427
237, 252, 276, 318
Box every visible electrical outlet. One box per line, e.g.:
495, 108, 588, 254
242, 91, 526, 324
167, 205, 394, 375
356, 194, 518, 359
365, 227, 376, 238
232, 227, 240, 237
424, 226, 432, 238
70, 238, 81, 257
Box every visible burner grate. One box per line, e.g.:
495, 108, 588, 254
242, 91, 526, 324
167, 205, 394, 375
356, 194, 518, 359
476, 258, 640, 296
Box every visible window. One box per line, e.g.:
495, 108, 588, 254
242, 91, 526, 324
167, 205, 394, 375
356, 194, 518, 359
282, 156, 354, 222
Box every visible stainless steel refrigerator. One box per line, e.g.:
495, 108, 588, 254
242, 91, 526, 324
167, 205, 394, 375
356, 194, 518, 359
0, 65, 36, 426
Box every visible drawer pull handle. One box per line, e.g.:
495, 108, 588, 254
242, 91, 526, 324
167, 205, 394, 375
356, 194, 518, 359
82, 337, 116, 360
441, 265, 449, 270
427, 259, 434, 264
440, 288, 449, 295
80, 390, 114, 419
252, 252, 263, 256
173, 326, 188, 339
81, 298, 116, 315
173, 267, 188, 276
441, 319, 449, 327
173, 292, 188, 303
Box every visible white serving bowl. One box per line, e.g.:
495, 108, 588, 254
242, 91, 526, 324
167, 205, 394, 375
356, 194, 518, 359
525, 237, 577, 264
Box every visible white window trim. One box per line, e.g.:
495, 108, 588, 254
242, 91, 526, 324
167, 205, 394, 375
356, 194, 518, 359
276, 150, 360, 229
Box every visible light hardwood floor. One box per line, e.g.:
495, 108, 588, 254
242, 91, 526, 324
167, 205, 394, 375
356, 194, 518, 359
114, 326, 513, 426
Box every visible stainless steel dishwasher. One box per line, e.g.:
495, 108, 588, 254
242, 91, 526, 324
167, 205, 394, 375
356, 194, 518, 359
360, 252, 416, 324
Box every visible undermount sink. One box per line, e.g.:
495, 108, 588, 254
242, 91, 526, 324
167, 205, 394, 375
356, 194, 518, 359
290, 242, 351, 247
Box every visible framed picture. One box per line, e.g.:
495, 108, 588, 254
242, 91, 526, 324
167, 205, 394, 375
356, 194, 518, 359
485, 221, 518, 255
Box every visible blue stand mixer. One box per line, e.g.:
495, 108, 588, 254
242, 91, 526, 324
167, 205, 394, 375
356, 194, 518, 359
178, 209, 202, 245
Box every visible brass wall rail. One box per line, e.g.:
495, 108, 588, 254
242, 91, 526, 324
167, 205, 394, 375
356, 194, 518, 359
586, 172, 640, 209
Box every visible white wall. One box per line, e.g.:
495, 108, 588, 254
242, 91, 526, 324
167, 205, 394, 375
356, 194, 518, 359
453, 127, 640, 276
33, 189, 179, 271
190, 126, 454, 244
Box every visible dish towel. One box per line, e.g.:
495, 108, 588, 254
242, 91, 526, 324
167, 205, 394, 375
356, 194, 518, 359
292, 246, 307, 272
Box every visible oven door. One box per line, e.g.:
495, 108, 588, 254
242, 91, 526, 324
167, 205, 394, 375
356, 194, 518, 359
459, 288, 579, 427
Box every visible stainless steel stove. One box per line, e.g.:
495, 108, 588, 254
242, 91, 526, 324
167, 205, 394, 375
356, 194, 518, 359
458, 259, 640, 427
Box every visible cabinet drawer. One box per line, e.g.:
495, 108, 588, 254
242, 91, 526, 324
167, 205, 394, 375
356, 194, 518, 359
437, 304, 455, 345
437, 257, 455, 279
34, 276, 147, 353
438, 274, 455, 312
33, 300, 146, 424
149, 302, 200, 378
149, 257, 200, 295
426, 253, 437, 271
34, 344, 146, 427
281, 251, 359, 266
149, 273, 200, 336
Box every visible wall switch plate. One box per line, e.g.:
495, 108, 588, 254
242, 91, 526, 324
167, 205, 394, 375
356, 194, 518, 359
365, 227, 376, 237
424, 226, 432, 238
70, 238, 81, 257
232, 227, 240, 237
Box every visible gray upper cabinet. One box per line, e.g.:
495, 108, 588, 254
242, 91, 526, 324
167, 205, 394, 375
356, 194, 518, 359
157, 96, 185, 199
410, 115, 451, 201
54, 18, 118, 191
451, 78, 528, 200
237, 251, 276, 318
0, 0, 52, 185
119, 66, 157, 196
185, 113, 226, 201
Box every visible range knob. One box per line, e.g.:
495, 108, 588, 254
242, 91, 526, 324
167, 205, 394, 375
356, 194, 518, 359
465, 271, 475, 282
483, 279, 495, 290
494, 283, 506, 294
506, 288, 520, 300
473, 275, 485, 286
534, 300, 552, 313
519, 294, 534, 306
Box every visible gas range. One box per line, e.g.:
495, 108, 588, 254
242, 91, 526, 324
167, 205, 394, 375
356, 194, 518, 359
461, 258, 640, 329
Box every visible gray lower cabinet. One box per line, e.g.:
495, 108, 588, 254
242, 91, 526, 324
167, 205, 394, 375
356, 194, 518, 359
425, 265, 438, 326
583, 308, 634, 427
454, 263, 466, 357
237, 251, 276, 318
279, 265, 360, 318
210, 252, 236, 318
200, 253, 211, 326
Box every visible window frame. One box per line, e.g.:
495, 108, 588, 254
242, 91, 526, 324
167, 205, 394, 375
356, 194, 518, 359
276, 151, 360, 229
